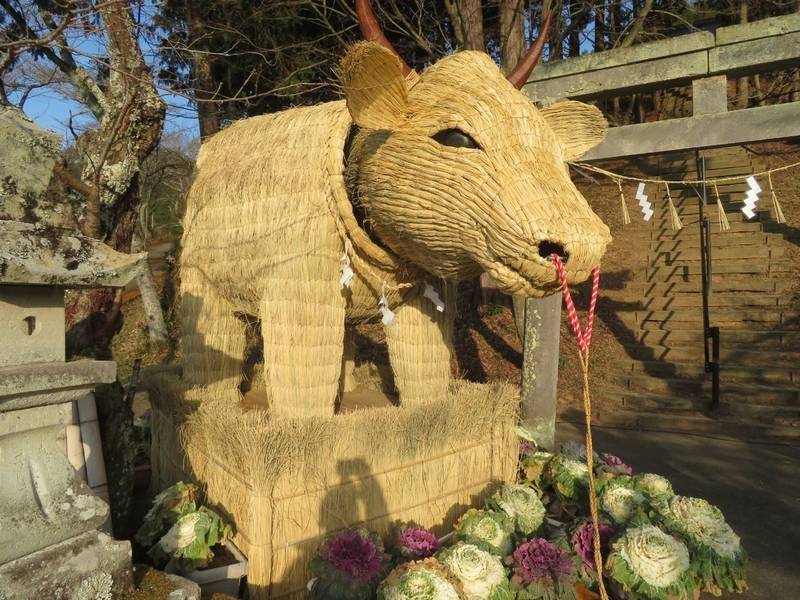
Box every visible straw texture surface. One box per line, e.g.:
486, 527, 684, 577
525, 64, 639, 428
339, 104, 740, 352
179, 40, 610, 417
145, 370, 519, 600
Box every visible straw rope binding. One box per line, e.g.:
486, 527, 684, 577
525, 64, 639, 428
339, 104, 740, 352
664, 182, 683, 231
617, 179, 631, 225
712, 181, 730, 232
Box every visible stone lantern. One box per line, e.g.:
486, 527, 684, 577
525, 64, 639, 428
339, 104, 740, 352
0, 107, 147, 598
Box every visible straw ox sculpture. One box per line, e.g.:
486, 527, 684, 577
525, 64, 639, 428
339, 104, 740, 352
180, 1, 612, 418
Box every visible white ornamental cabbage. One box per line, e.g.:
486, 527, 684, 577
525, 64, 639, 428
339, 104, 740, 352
489, 484, 545, 535
548, 454, 590, 502
635, 473, 674, 499
664, 497, 741, 559
378, 559, 462, 600
159, 512, 201, 553
609, 525, 692, 599
439, 543, 510, 600
601, 480, 646, 525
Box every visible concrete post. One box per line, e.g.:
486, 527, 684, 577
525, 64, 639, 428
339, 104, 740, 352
519, 293, 562, 450
693, 75, 728, 116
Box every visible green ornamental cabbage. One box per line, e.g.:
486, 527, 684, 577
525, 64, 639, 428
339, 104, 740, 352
547, 454, 590, 503
135, 481, 198, 548
487, 484, 546, 536
657, 496, 747, 594
149, 506, 232, 574
520, 451, 553, 486
634, 473, 675, 501
600, 478, 648, 526
607, 525, 695, 600
377, 558, 463, 600
438, 543, 511, 600
453, 510, 514, 556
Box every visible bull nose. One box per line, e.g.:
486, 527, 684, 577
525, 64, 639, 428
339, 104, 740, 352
538, 240, 569, 263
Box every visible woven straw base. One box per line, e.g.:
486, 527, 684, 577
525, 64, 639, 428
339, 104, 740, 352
145, 370, 518, 599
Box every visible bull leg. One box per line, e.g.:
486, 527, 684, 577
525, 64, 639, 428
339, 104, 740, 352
260, 271, 346, 419
181, 277, 247, 401
385, 282, 455, 407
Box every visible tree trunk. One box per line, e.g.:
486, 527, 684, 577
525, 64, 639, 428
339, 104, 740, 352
131, 229, 169, 347
500, 0, 525, 72
444, 0, 484, 50
737, 0, 749, 109
618, 0, 655, 48
184, 0, 221, 138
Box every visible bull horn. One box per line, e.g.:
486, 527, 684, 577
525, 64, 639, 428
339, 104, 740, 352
355, 0, 414, 77
506, 10, 553, 90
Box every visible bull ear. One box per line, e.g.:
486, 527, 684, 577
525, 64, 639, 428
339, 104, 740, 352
340, 41, 409, 130
540, 101, 608, 161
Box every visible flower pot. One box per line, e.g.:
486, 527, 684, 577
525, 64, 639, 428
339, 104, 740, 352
185, 540, 248, 598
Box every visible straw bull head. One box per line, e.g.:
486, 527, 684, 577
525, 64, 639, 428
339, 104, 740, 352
344, 3, 611, 296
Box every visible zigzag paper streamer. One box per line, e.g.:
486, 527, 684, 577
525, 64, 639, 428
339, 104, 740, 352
741, 175, 762, 219
636, 182, 653, 221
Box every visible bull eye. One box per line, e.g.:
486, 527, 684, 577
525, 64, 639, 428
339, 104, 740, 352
432, 128, 481, 150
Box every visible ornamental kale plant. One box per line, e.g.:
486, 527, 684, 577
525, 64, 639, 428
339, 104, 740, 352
377, 558, 462, 600
135, 481, 198, 548
454, 509, 514, 556
392, 525, 441, 561
310, 528, 389, 600
148, 506, 232, 574
571, 521, 615, 574
600, 477, 648, 526
606, 525, 696, 600
438, 543, 511, 600
656, 496, 747, 595
507, 538, 578, 600
487, 483, 546, 536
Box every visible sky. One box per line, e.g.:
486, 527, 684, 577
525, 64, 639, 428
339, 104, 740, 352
10, 8, 201, 146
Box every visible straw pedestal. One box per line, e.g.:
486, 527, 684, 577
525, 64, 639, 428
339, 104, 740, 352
146, 372, 519, 599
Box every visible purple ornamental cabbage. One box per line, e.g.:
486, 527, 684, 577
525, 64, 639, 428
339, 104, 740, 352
310, 528, 388, 600
395, 526, 441, 560
600, 453, 633, 476
519, 440, 536, 459
572, 522, 615, 572
321, 530, 386, 581
509, 538, 577, 599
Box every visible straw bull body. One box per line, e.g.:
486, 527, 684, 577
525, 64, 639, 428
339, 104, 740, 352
180, 43, 612, 418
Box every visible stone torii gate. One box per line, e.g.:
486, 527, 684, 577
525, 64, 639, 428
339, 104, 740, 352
518, 13, 800, 448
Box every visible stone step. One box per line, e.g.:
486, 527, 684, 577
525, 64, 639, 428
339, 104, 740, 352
638, 263, 793, 283
623, 221, 764, 240
602, 390, 800, 429
608, 373, 800, 404
630, 293, 790, 309
627, 328, 800, 348
615, 359, 800, 384
621, 342, 800, 366
617, 307, 796, 327
646, 233, 785, 251
580, 406, 800, 444
617, 279, 790, 294
650, 212, 761, 228
647, 246, 783, 264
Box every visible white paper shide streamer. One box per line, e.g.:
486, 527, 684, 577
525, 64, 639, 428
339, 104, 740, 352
636, 183, 653, 221
741, 175, 762, 219
340, 251, 354, 288
423, 283, 445, 312
379, 284, 395, 325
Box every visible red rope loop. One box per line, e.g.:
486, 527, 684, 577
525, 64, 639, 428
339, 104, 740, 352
550, 254, 600, 352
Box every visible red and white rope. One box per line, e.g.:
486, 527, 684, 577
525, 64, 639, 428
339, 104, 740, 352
550, 254, 600, 351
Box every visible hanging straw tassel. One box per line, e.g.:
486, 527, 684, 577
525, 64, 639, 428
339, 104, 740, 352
768, 172, 786, 224
712, 181, 730, 232
664, 182, 683, 230
617, 179, 631, 225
